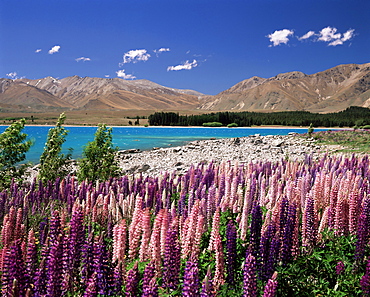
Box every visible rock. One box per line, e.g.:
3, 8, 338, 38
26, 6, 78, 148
138, 164, 150, 173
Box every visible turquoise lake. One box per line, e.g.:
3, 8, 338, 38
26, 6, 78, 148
0, 126, 331, 164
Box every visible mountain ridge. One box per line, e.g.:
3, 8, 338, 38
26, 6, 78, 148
199, 62, 370, 112
1, 62, 369, 113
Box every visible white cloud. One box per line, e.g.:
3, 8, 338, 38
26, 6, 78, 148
318, 26, 341, 42
116, 69, 136, 80
317, 26, 355, 46
35, 49, 42, 53
105, 75, 110, 78
6, 72, 18, 79
299, 31, 315, 40
267, 29, 294, 46
167, 60, 198, 71
48, 45, 61, 54
154, 47, 170, 53
121, 49, 150, 64
75, 57, 91, 62
341, 29, 355, 42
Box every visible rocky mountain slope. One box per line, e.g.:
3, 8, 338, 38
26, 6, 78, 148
199, 63, 370, 112
0, 76, 202, 111
1, 63, 369, 113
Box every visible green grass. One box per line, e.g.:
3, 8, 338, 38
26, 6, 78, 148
305, 130, 370, 153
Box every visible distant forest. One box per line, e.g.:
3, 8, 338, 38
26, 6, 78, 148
148, 106, 370, 127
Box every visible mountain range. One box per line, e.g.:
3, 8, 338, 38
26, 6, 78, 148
1, 62, 369, 113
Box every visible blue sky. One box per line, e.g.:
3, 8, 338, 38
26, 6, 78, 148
1, 0, 369, 95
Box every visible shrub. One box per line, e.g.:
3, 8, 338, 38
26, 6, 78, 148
362, 125, 370, 129
308, 123, 314, 137
202, 122, 223, 127
0, 118, 33, 189
227, 123, 238, 128
77, 123, 121, 182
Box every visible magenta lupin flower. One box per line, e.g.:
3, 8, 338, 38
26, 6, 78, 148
262, 272, 278, 297
46, 234, 63, 297
336, 261, 345, 275
2, 240, 26, 296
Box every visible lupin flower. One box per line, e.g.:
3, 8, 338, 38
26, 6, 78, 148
336, 261, 345, 275
139, 208, 152, 262
92, 235, 113, 295
162, 228, 181, 291
249, 204, 262, 258
112, 219, 127, 264
355, 198, 370, 265
142, 260, 158, 297
182, 259, 200, 297
226, 220, 237, 286
243, 253, 257, 297
84, 272, 98, 297
125, 261, 140, 297
360, 259, 370, 296
262, 272, 278, 297
46, 234, 63, 297
200, 267, 215, 297
25, 228, 38, 282
112, 262, 124, 296
302, 196, 317, 251
2, 240, 26, 296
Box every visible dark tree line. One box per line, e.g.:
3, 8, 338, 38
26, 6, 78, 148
148, 106, 370, 127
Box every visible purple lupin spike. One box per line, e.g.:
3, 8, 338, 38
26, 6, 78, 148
355, 198, 370, 265
142, 260, 157, 297
125, 262, 140, 297
361, 259, 370, 296
162, 228, 181, 291
2, 240, 26, 296
243, 253, 257, 297
249, 204, 262, 258
182, 259, 200, 297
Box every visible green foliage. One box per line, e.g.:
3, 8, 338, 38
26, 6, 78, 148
362, 125, 370, 129
77, 123, 121, 182
0, 118, 33, 189
39, 113, 73, 182
202, 122, 223, 127
277, 230, 363, 296
307, 130, 370, 153
227, 123, 238, 128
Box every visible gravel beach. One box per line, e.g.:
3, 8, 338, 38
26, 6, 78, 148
117, 133, 343, 176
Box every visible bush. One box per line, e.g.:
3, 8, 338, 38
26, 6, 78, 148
227, 123, 238, 128
38, 113, 73, 182
0, 119, 33, 189
77, 124, 121, 182
362, 125, 370, 129
202, 122, 223, 127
